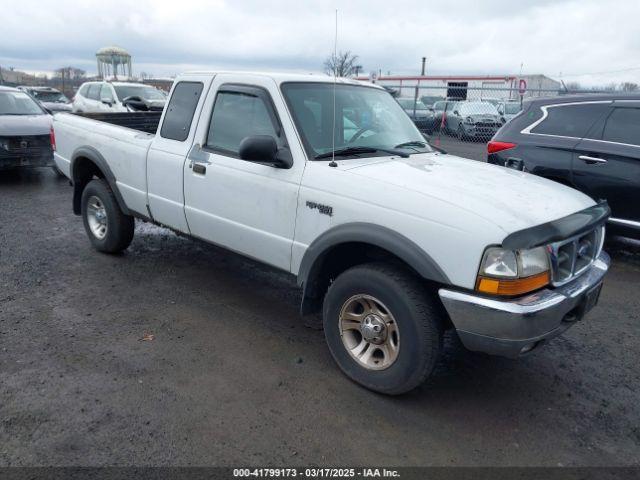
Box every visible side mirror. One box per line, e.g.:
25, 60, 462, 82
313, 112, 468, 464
453, 110, 460, 115
239, 135, 292, 169
121, 96, 148, 111
101, 97, 112, 106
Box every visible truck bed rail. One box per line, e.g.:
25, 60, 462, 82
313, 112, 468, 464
72, 111, 162, 134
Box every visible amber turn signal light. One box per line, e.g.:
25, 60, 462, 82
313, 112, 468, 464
476, 271, 550, 296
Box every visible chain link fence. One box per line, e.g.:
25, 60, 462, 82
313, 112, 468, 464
379, 83, 620, 159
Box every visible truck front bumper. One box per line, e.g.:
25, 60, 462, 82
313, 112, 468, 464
438, 251, 610, 358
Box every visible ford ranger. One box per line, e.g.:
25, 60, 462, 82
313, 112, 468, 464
53, 72, 610, 394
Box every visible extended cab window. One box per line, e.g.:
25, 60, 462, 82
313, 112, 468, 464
206, 88, 280, 156
601, 107, 640, 146
160, 82, 203, 141
530, 103, 608, 138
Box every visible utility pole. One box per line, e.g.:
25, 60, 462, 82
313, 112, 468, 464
414, 57, 427, 118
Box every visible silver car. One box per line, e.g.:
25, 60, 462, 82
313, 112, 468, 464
0, 86, 54, 170
396, 97, 436, 133
446, 101, 503, 141
497, 101, 522, 124
18, 86, 72, 113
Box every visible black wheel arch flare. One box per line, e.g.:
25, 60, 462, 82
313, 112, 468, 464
297, 222, 451, 315
70, 146, 130, 216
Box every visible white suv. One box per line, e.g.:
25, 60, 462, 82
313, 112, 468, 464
72, 81, 167, 113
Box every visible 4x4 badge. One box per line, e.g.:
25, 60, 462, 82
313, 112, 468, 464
306, 201, 333, 217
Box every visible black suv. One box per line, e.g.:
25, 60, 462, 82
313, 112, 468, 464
488, 94, 640, 238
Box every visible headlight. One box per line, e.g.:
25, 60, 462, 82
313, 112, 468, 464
465, 116, 474, 124
476, 246, 550, 296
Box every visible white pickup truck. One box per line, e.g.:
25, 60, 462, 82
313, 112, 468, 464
53, 71, 610, 394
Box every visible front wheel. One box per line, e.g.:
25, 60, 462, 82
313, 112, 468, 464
323, 263, 445, 395
81, 179, 134, 253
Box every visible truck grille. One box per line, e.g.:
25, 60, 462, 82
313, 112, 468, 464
0, 135, 53, 160
549, 226, 605, 286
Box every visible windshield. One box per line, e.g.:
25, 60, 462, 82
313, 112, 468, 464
397, 98, 427, 110
282, 83, 432, 159
0, 91, 44, 115
113, 85, 166, 102
31, 90, 69, 103
504, 103, 521, 114
460, 102, 499, 115
420, 96, 442, 107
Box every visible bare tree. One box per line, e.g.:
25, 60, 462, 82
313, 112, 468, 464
620, 81, 639, 92
323, 51, 359, 77
564, 81, 582, 92
54, 67, 86, 80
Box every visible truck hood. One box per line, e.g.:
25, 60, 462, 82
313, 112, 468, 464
342, 152, 595, 235
0, 114, 52, 136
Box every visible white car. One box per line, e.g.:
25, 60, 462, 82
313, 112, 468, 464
53, 71, 610, 394
72, 81, 166, 113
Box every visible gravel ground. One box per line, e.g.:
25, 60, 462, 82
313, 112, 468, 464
1, 168, 639, 467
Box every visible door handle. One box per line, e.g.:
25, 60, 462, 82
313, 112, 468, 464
192, 163, 207, 175
578, 155, 607, 164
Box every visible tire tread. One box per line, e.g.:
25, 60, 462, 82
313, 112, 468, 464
323, 261, 444, 394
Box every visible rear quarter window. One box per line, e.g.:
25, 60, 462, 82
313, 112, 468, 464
601, 107, 640, 146
530, 103, 609, 138
160, 81, 204, 142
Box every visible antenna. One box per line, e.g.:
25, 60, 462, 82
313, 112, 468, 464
330, 9, 338, 167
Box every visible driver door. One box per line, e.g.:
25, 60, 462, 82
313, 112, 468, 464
183, 74, 306, 271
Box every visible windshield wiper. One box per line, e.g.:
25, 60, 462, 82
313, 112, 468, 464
394, 140, 427, 148
315, 146, 409, 160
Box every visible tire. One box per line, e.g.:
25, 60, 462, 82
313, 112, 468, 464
81, 179, 134, 253
322, 262, 444, 395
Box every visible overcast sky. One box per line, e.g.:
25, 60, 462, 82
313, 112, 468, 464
3, 0, 640, 86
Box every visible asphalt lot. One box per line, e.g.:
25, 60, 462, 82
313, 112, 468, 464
1, 167, 640, 467
428, 133, 488, 161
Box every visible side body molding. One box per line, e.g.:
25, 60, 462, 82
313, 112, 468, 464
70, 146, 131, 216
297, 222, 450, 315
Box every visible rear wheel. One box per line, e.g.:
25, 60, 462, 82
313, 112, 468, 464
323, 263, 445, 395
81, 179, 134, 253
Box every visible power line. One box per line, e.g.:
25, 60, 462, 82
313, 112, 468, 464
560, 66, 640, 77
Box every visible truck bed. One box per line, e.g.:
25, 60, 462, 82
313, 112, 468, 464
71, 111, 162, 134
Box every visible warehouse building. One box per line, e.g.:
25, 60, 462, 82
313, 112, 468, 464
357, 74, 561, 100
